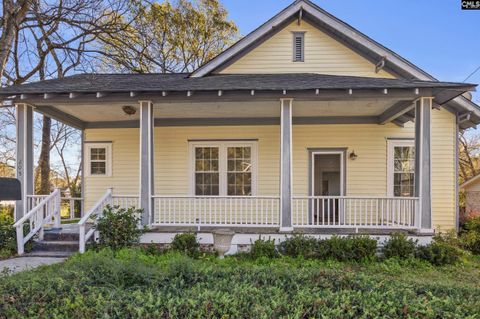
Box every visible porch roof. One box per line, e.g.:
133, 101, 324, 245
0, 73, 474, 95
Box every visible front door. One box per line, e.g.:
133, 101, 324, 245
311, 151, 344, 225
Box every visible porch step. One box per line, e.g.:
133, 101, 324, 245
32, 240, 79, 253
22, 251, 74, 258
43, 231, 79, 242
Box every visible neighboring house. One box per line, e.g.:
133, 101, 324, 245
2, 0, 480, 254
461, 175, 480, 214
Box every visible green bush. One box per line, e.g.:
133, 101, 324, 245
94, 205, 145, 250
382, 232, 417, 259
278, 234, 317, 257
1, 248, 479, 318
460, 216, 480, 255
250, 238, 277, 259
416, 241, 461, 266
0, 214, 32, 259
317, 236, 377, 261
171, 233, 200, 257
0, 214, 16, 255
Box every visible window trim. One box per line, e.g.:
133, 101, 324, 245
85, 142, 112, 177
292, 31, 305, 62
189, 141, 258, 196
387, 139, 415, 197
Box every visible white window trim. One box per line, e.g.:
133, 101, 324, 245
85, 142, 112, 177
189, 141, 258, 196
387, 139, 415, 197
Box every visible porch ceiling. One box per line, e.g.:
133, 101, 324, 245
46, 99, 402, 123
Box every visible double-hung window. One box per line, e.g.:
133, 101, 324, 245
387, 140, 415, 197
85, 143, 112, 177
191, 141, 257, 196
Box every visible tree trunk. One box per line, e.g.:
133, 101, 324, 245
0, 0, 31, 78
38, 116, 51, 194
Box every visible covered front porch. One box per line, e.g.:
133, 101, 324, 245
4, 73, 474, 253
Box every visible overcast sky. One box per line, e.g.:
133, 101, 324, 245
222, 0, 480, 104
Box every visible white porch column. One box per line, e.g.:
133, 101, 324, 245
280, 98, 293, 231
15, 103, 34, 221
414, 97, 432, 231
139, 101, 155, 226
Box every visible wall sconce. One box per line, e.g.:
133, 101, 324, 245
122, 105, 137, 116
349, 150, 358, 160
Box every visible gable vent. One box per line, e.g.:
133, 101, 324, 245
293, 32, 305, 62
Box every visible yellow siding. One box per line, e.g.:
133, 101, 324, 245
84, 128, 140, 210
83, 108, 457, 230
154, 126, 280, 196
220, 20, 394, 78
431, 109, 457, 230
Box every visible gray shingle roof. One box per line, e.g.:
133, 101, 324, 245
0, 73, 474, 95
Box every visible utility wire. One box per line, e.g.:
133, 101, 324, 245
464, 65, 480, 82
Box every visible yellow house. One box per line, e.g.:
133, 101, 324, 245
3, 0, 479, 253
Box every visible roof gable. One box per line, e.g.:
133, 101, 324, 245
189, 0, 480, 128
218, 19, 394, 78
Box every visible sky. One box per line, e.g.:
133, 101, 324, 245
221, 0, 480, 103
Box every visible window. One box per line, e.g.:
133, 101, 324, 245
387, 140, 415, 197
85, 143, 112, 177
293, 32, 305, 62
195, 147, 219, 195
190, 141, 257, 196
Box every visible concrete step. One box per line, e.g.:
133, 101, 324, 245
22, 251, 74, 258
32, 240, 79, 253
43, 231, 79, 242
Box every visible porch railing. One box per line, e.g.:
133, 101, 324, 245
28, 194, 84, 220
78, 189, 112, 253
14, 189, 61, 255
78, 191, 140, 253
292, 196, 419, 229
152, 196, 280, 227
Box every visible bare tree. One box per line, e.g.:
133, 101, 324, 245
0, 0, 33, 81
1, 0, 137, 194
459, 130, 480, 183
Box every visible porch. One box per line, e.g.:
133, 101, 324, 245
2, 73, 473, 254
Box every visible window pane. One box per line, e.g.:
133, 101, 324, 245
91, 161, 106, 175
91, 148, 106, 160
393, 145, 415, 197
227, 147, 252, 196
194, 147, 219, 196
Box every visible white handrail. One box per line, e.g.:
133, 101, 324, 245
78, 188, 112, 253
13, 189, 61, 255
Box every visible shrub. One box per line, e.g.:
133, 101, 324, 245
171, 233, 200, 257
0, 214, 16, 255
0, 214, 32, 259
416, 241, 462, 266
317, 236, 377, 261
460, 216, 480, 255
382, 232, 417, 259
94, 205, 145, 250
278, 234, 317, 257
250, 238, 277, 259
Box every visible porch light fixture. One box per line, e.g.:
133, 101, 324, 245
122, 105, 137, 116
349, 150, 358, 161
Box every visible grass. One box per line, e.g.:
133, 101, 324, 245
0, 248, 479, 318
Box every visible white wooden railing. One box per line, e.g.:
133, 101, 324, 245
152, 196, 280, 227
78, 190, 140, 253
28, 194, 84, 220
292, 196, 419, 229
14, 189, 61, 255
78, 189, 112, 253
